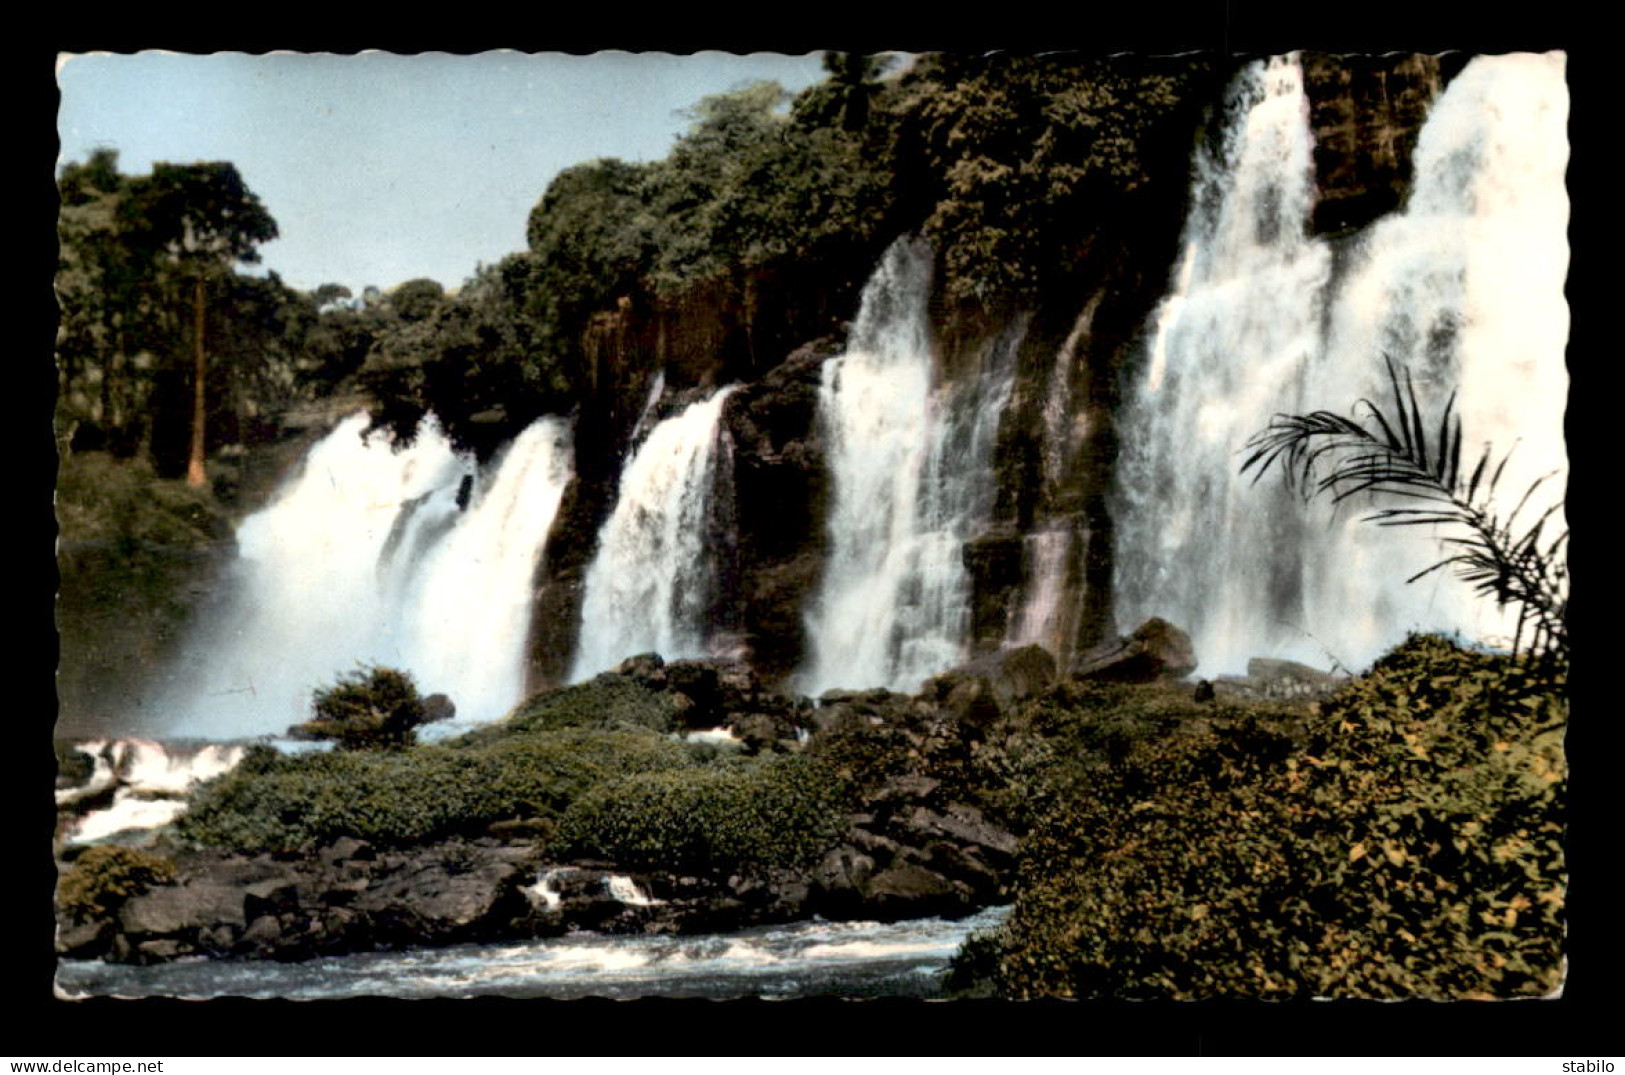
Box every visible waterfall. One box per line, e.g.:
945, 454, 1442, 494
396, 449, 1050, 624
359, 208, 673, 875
392, 417, 573, 724
1114, 52, 1568, 674
800, 238, 1018, 695
161, 412, 573, 739
569, 385, 739, 681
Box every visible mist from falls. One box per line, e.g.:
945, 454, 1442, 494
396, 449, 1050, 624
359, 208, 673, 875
569, 385, 739, 682
1113, 52, 1569, 675
800, 238, 1018, 695
160, 412, 573, 739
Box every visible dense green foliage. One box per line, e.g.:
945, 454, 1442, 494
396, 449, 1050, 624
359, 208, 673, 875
958, 635, 1566, 999
551, 755, 851, 873
55, 450, 229, 718
176, 728, 697, 853
178, 673, 806, 863
56, 152, 290, 473
58, 52, 1215, 471
890, 53, 1208, 305
292, 665, 429, 750
58, 846, 177, 923
458, 673, 682, 743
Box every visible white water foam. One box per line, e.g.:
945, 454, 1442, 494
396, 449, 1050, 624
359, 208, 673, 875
160, 411, 573, 738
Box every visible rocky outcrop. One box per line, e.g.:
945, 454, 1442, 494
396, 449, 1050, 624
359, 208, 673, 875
60, 642, 1038, 966
715, 341, 838, 687
1074, 617, 1197, 683
1301, 52, 1464, 236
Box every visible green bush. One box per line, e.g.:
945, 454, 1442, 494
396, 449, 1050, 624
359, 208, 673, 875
177, 728, 696, 853
466, 674, 682, 741
58, 845, 177, 923
969, 635, 1566, 1000
293, 665, 427, 750
551, 755, 851, 874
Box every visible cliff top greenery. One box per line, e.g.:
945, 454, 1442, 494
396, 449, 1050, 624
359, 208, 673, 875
58, 52, 1220, 465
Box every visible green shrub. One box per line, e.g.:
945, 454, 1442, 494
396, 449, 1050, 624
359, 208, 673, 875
293, 665, 427, 750
58, 845, 177, 923
177, 728, 696, 853
970, 635, 1566, 1000
551, 755, 851, 873
463, 674, 682, 742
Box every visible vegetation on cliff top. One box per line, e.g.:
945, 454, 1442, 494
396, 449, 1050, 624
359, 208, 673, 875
58, 52, 1217, 467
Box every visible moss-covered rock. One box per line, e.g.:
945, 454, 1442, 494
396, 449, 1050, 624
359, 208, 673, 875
58, 845, 178, 925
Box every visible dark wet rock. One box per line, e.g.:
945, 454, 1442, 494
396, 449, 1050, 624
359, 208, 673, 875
319, 837, 375, 866
809, 845, 878, 916
136, 938, 186, 963
899, 804, 1019, 864
353, 844, 532, 935
861, 864, 968, 921
612, 652, 667, 685
1074, 617, 1197, 684
56, 918, 113, 958
1302, 52, 1456, 236
244, 879, 300, 921
120, 882, 248, 937
422, 693, 456, 724
241, 913, 284, 950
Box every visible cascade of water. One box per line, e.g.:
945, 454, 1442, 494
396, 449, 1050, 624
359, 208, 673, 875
1008, 523, 1077, 655
569, 385, 739, 681
1114, 52, 1568, 674
800, 239, 1019, 695
161, 413, 469, 739
393, 417, 574, 724
1310, 52, 1570, 657
161, 411, 574, 738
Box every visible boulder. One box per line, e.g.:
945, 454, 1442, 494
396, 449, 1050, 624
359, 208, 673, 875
861, 865, 968, 921
119, 882, 248, 937
611, 653, 667, 686
421, 693, 456, 724
353, 843, 532, 936
319, 837, 375, 867
244, 879, 301, 921
899, 804, 1019, 863
1074, 618, 1197, 683
810, 845, 877, 903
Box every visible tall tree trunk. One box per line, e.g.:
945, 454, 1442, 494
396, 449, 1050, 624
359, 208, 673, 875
185, 275, 208, 488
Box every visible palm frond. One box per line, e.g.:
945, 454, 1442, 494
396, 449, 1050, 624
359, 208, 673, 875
1241, 356, 1568, 666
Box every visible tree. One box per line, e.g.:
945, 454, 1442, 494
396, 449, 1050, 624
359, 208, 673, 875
1241, 359, 1568, 665
290, 665, 429, 751
56, 150, 163, 454
121, 162, 278, 485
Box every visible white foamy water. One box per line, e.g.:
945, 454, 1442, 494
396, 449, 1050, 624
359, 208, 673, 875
159, 412, 573, 738
57, 905, 1009, 1000
800, 240, 1018, 695
569, 386, 738, 681
59, 738, 249, 845
1114, 53, 1568, 674
391, 418, 573, 723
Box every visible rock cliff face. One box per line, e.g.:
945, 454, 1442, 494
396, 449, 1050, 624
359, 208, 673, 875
519, 52, 1453, 694
1301, 52, 1462, 236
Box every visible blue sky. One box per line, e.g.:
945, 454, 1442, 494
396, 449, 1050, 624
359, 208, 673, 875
56, 51, 829, 294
